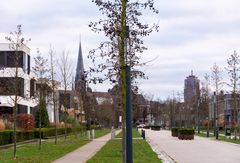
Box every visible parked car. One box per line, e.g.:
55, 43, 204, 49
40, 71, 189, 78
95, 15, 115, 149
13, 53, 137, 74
137, 124, 146, 128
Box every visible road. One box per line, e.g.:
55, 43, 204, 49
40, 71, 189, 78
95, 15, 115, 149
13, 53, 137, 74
145, 129, 240, 163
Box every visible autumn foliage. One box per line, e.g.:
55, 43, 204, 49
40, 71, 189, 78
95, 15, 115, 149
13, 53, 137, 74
16, 114, 34, 130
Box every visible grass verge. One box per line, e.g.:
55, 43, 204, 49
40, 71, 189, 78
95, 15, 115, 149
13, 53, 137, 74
87, 129, 161, 163
0, 129, 110, 163
115, 128, 141, 138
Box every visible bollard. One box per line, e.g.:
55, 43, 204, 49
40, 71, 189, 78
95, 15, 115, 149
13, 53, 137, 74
92, 129, 95, 140
87, 130, 91, 141
111, 127, 115, 139
141, 129, 145, 139
206, 129, 209, 137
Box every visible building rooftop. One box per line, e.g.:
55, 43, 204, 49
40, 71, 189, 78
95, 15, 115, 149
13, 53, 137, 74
0, 43, 30, 54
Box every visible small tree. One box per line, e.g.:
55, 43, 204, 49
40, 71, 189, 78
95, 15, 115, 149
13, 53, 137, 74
5, 25, 30, 159
32, 50, 50, 150
201, 73, 211, 135
58, 50, 72, 141
225, 51, 240, 140
34, 100, 50, 128
211, 63, 223, 135
48, 45, 58, 144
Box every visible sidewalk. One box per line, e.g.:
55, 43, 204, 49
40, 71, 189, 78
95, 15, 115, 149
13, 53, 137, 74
52, 130, 121, 163
145, 129, 240, 163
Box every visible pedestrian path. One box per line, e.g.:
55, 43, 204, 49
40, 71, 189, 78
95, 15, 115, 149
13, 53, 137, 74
52, 130, 121, 163
145, 129, 240, 163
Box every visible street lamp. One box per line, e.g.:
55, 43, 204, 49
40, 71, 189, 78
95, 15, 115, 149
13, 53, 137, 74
125, 25, 133, 163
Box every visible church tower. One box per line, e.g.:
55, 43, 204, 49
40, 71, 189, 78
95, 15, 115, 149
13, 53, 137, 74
75, 40, 86, 92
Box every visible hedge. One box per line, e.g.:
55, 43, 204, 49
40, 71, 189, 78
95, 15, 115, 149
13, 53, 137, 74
171, 127, 179, 137
178, 128, 195, 135
0, 127, 85, 146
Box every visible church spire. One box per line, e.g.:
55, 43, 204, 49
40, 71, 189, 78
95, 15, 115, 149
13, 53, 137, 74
75, 39, 85, 91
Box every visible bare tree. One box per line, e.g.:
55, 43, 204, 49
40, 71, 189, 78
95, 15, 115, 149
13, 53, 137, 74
5, 25, 30, 158
58, 50, 72, 141
48, 45, 58, 144
211, 63, 223, 135
225, 51, 240, 140
201, 73, 211, 135
32, 49, 50, 150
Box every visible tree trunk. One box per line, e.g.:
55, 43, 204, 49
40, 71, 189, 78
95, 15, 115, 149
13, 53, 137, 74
120, 0, 127, 162
13, 49, 19, 159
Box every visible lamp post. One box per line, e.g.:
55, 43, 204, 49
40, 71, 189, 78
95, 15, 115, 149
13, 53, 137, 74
197, 98, 201, 134
125, 25, 133, 163
213, 91, 218, 139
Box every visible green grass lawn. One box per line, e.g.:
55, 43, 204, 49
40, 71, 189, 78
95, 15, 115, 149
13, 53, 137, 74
87, 129, 161, 163
115, 128, 141, 138
0, 129, 110, 163
196, 131, 240, 144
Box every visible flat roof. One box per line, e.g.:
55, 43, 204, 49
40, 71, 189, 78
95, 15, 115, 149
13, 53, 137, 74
0, 43, 30, 54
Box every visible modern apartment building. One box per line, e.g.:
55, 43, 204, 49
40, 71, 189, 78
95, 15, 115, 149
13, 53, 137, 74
0, 43, 37, 116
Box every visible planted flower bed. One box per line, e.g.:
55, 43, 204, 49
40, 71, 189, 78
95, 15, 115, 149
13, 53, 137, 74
178, 128, 194, 140
171, 128, 179, 137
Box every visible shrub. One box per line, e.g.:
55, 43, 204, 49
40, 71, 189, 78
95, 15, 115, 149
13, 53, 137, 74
16, 114, 34, 130
0, 130, 12, 145
143, 125, 150, 129
34, 100, 50, 128
0, 130, 36, 145
178, 128, 195, 135
3, 119, 13, 129
16, 130, 35, 142
34, 127, 74, 138
0, 119, 5, 130
171, 127, 179, 137
178, 128, 194, 140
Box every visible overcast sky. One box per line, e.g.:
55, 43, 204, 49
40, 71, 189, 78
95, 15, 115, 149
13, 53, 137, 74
1, 0, 240, 100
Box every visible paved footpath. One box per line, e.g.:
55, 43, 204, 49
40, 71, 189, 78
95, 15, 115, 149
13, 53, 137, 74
145, 129, 240, 163
52, 130, 121, 163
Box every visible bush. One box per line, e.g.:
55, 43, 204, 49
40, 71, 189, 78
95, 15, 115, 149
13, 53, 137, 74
34, 127, 74, 138
0, 130, 35, 145
16, 130, 35, 142
178, 128, 194, 140
0, 119, 5, 130
34, 100, 50, 128
171, 127, 179, 137
16, 114, 34, 130
178, 128, 195, 135
143, 125, 150, 129
0, 130, 12, 145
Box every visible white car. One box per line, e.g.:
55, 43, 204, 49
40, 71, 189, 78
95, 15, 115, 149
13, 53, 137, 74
137, 124, 146, 128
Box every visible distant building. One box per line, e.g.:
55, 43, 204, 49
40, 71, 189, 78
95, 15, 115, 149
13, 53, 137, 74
223, 93, 240, 129
184, 70, 200, 106
0, 43, 37, 116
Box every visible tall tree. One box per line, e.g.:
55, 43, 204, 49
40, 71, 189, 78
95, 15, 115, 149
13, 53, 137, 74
89, 1, 159, 162
58, 50, 72, 141
5, 25, 30, 158
211, 63, 223, 135
201, 73, 211, 134
32, 49, 50, 150
225, 51, 240, 140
